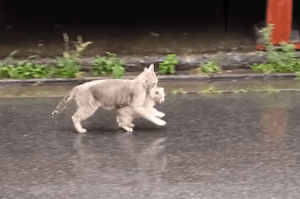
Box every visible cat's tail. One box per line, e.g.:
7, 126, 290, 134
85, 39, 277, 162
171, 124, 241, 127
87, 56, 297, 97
51, 86, 79, 116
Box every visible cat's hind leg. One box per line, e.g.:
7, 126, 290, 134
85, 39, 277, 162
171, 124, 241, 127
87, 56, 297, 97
72, 93, 100, 133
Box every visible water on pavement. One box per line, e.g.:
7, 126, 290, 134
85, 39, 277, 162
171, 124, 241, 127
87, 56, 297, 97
1, 91, 300, 198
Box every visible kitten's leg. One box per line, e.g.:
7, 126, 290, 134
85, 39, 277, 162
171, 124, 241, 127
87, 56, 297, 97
133, 107, 166, 126
132, 92, 166, 126
151, 108, 165, 118
72, 94, 100, 133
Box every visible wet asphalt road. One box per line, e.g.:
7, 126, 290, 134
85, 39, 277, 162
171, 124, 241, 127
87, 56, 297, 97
2, 92, 300, 199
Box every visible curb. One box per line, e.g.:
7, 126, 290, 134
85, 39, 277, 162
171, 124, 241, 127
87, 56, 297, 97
0, 73, 297, 85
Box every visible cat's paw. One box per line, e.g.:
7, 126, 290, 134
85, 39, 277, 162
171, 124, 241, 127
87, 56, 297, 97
77, 128, 87, 133
119, 123, 134, 133
123, 126, 133, 133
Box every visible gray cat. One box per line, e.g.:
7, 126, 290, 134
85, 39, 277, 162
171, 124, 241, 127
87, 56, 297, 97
116, 86, 166, 133
52, 64, 166, 133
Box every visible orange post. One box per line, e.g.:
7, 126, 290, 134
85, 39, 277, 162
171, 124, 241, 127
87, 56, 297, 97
267, 0, 292, 44
256, 0, 300, 50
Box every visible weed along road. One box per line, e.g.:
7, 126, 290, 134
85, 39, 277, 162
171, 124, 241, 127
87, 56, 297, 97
2, 92, 300, 198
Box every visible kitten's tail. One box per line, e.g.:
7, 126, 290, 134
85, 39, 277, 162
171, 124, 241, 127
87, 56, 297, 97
51, 87, 78, 116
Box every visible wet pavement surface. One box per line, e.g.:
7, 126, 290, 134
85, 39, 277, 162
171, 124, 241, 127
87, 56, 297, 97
1, 92, 300, 198
2, 79, 300, 97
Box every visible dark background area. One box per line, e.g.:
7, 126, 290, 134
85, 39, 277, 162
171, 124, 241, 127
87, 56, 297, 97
2, 0, 267, 25
1, 0, 298, 58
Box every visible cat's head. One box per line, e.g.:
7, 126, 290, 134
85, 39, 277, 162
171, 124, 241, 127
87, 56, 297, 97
139, 64, 158, 90
153, 87, 165, 104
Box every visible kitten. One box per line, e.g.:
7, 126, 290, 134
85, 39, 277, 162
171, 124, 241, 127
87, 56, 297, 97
116, 87, 166, 133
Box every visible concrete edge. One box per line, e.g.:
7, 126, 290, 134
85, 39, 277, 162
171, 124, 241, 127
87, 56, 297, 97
0, 73, 297, 85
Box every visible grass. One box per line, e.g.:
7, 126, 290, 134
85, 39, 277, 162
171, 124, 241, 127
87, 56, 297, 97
170, 85, 280, 95
172, 88, 186, 94
199, 85, 223, 94
197, 85, 279, 94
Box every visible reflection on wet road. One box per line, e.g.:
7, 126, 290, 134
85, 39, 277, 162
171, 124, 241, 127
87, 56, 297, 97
1, 92, 300, 198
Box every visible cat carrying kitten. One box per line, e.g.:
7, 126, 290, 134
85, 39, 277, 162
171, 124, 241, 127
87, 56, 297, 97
52, 64, 166, 133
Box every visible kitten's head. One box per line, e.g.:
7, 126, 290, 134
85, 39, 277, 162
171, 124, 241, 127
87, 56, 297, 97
140, 64, 158, 90
153, 87, 165, 104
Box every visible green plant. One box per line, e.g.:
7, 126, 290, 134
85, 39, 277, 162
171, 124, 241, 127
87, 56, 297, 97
251, 24, 300, 73
199, 85, 223, 94
254, 86, 279, 93
0, 50, 18, 77
0, 65, 18, 78
197, 58, 221, 74
16, 62, 50, 78
0, 51, 51, 79
172, 88, 185, 94
296, 72, 300, 80
52, 57, 81, 78
0, 51, 18, 78
92, 52, 125, 79
159, 54, 178, 74
53, 34, 92, 78
0, 63, 50, 79
232, 89, 248, 93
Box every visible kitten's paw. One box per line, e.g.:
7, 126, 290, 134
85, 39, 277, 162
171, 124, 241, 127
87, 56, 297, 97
127, 122, 135, 128
156, 112, 165, 118
155, 119, 166, 126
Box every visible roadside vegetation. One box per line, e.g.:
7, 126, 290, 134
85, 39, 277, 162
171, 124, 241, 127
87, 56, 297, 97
1, 23, 300, 80
92, 52, 125, 79
0, 33, 125, 79
193, 58, 221, 75
251, 24, 300, 76
170, 85, 281, 95
159, 54, 178, 75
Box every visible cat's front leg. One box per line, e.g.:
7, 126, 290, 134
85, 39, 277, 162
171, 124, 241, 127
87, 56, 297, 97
120, 124, 134, 133
116, 114, 135, 133
116, 117, 134, 132
116, 111, 135, 128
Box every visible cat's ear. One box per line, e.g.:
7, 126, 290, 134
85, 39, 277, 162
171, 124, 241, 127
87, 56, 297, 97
143, 67, 148, 73
148, 64, 154, 71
